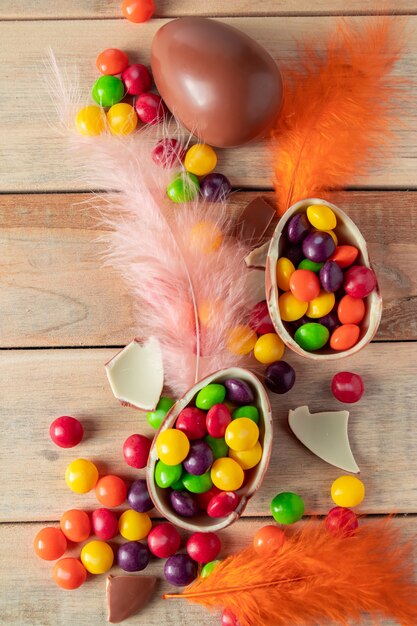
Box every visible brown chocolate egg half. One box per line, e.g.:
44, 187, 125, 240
151, 17, 283, 148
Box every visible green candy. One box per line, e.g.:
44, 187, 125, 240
232, 405, 259, 424
170, 475, 185, 491
201, 560, 222, 578
147, 397, 175, 430
155, 460, 182, 489
92, 75, 124, 107
270, 492, 304, 525
204, 435, 229, 460
182, 471, 213, 494
166, 172, 200, 203
196, 384, 226, 410
298, 258, 324, 274
294, 322, 329, 351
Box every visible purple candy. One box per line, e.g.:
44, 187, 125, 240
319, 260, 344, 293
200, 173, 231, 202
265, 361, 296, 395
183, 440, 213, 476
170, 490, 199, 517
224, 378, 254, 405
290, 315, 310, 331
117, 541, 150, 572
285, 245, 304, 267
127, 479, 153, 513
318, 312, 340, 334
164, 554, 198, 586
286, 213, 311, 243
302, 232, 336, 263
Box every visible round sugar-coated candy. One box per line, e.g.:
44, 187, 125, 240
224, 378, 254, 405
253, 333, 285, 364
232, 405, 259, 424
196, 384, 226, 410
155, 460, 182, 488
189, 220, 223, 254
127, 479, 153, 513
344, 265, 377, 298
276, 257, 295, 291
187, 532, 221, 564
320, 229, 338, 246
298, 258, 323, 274
135, 92, 165, 124
222, 608, 240, 626
278, 292, 308, 322
147, 523, 181, 558
294, 322, 329, 351
119, 510, 152, 541
317, 312, 340, 334
225, 418, 259, 451
201, 559, 221, 577
121, 63, 151, 96
204, 434, 229, 460
211, 458, 244, 491
123, 434, 152, 469
170, 490, 199, 517
249, 300, 275, 335
75, 106, 106, 136
184, 144, 217, 176
206, 404, 231, 438
182, 471, 213, 494
229, 441, 262, 470
117, 541, 150, 572
96, 475, 127, 507
207, 491, 239, 518
65, 458, 98, 494
34, 527, 67, 561
331, 476, 365, 507
285, 245, 304, 267
167, 172, 200, 203
289, 269, 320, 302
306, 204, 337, 231
183, 441, 213, 476
330, 245, 359, 268
176, 407, 207, 440
332, 371, 364, 403
171, 476, 185, 491
197, 485, 222, 510
265, 361, 296, 394
338, 295, 365, 325
91, 508, 119, 540
92, 75, 124, 107
330, 324, 360, 351
253, 525, 286, 555
147, 397, 175, 430
52, 558, 87, 590
156, 429, 190, 465
60, 509, 91, 543
270, 492, 304, 524
164, 554, 197, 586
227, 325, 257, 355
286, 212, 310, 243
96, 48, 129, 75
49, 415, 83, 448
306, 291, 335, 318
122, 0, 154, 22
107, 103, 137, 135
201, 173, 231, 202
302, 231, 335, 263
325, 506, 358, 537
152, 139, 185, 169
319, 260, 343, 293
81, 540, 113, 574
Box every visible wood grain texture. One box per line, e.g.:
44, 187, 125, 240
1, 16, 416, 192
0, 343, 416, 522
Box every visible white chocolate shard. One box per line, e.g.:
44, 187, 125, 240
105, 337, 164, 411
288, 405, 360, 473
244, 241, 269, 268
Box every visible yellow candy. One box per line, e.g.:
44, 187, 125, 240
276, 257, 295, 291
313, 228, 338, 246
106, 103, 137, 135
225, 417, 259, 451
75, 105, 106, 137
65, 458, 98, 494
211, 457, 244, 491
80, 540, 113, 574
253, 333, 285, 364
189, 220, 223, 254
227, 325, 257, 355
306, 291, 335, 318
306, 204, 337, 231
156, 428, 190, 465
331, 476, 365, 508
184, 144, 217, 176
198, 299, 222, 327
118, 509, 152, 540
229, 441, 262, 470
278, 292, 308, 322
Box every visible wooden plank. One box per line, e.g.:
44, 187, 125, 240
1, 191, 416, 347
1, 517, 415, 626
0, 343, 416, 522
1, 17, 416, 192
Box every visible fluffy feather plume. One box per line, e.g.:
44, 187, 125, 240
271, 17, 407, 216
165, 520, 417, 626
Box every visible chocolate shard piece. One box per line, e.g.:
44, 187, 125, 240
106, 575, 157, 624
238, 196, 276, 245
245, 242, 269, 269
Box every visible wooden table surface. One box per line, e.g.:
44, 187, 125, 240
1, 3, 417, 625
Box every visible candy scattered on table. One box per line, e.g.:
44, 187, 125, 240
135, 92, 166, 124
164, 554, 198, 586
325, 506, 359, 537
96, 475, 127, 507
264, 361, 296, 394
332, 371, 364, 403
34, 527, 67, 561
119, 509, 152, 541
65, 458, 99, 493
117, 541, 150, 572
147, 523, 181, 558
222, 608, 241, 626
253, 525, 286, 555
127, 479, 153, 512
92, 75, 125, 108
200, 173, 231, 202
49, 415, 83, 448
52, 557, 87, 589
75, 105, 107, 136
123, 433, 152, 469
186, 531, 221, 564
184, 143, 217, 176
166, 172, 200, 203
270, 492, 305, 524
201, 559, 221, 577
122, 0, 154, 23
92, 508, 119, 540
121, 63, 151, 95
152, 139, 185, 169
107, 103, 138, 136
81, 540, 114, 574
96, 48, 129, 76
60, 509, 91, 542
331, 476, 365, 507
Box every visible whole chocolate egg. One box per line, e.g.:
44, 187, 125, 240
151, 17, 283, 147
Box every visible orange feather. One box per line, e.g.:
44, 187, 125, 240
165, 520, 417, 625
271, 17, 407, 216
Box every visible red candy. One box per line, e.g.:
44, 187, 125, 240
329, 245, 359, 268
121, 63, 152, 96
49, 415, 83, 448
249, 301, 275, 335
207, 491, 239, 518
152, 138, 185, 168
325, 506, 358, 537
176, 407, 207, 440
96, 48, 129, 75
91, 508, 119, 540
343, 265, 377, 298
206, 404, 231, 438
196, 485, 222, 510
123, 433, 152, 468
96, 475, 127, 507
186, 531, 221, 564
147, 523, 181, 558
135, 93, 165, 124
331, 371, 364, 403
222, 608, 241, 626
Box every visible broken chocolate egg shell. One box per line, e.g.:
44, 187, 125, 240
146, 367, 272, 532
265, 198, 382, 361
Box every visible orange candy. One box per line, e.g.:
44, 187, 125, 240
53, 558, 87, 590
329, 245, 359, 268
60, 509, 91, 543
330, 324, 360, 351
34, 527, 67, 561
95, 475, 127, 508
96, 48, 129, 75
289, 269, 320, 302
338, 295, 365, 325
122, 0, 154, 22
253, 525, 286, 555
